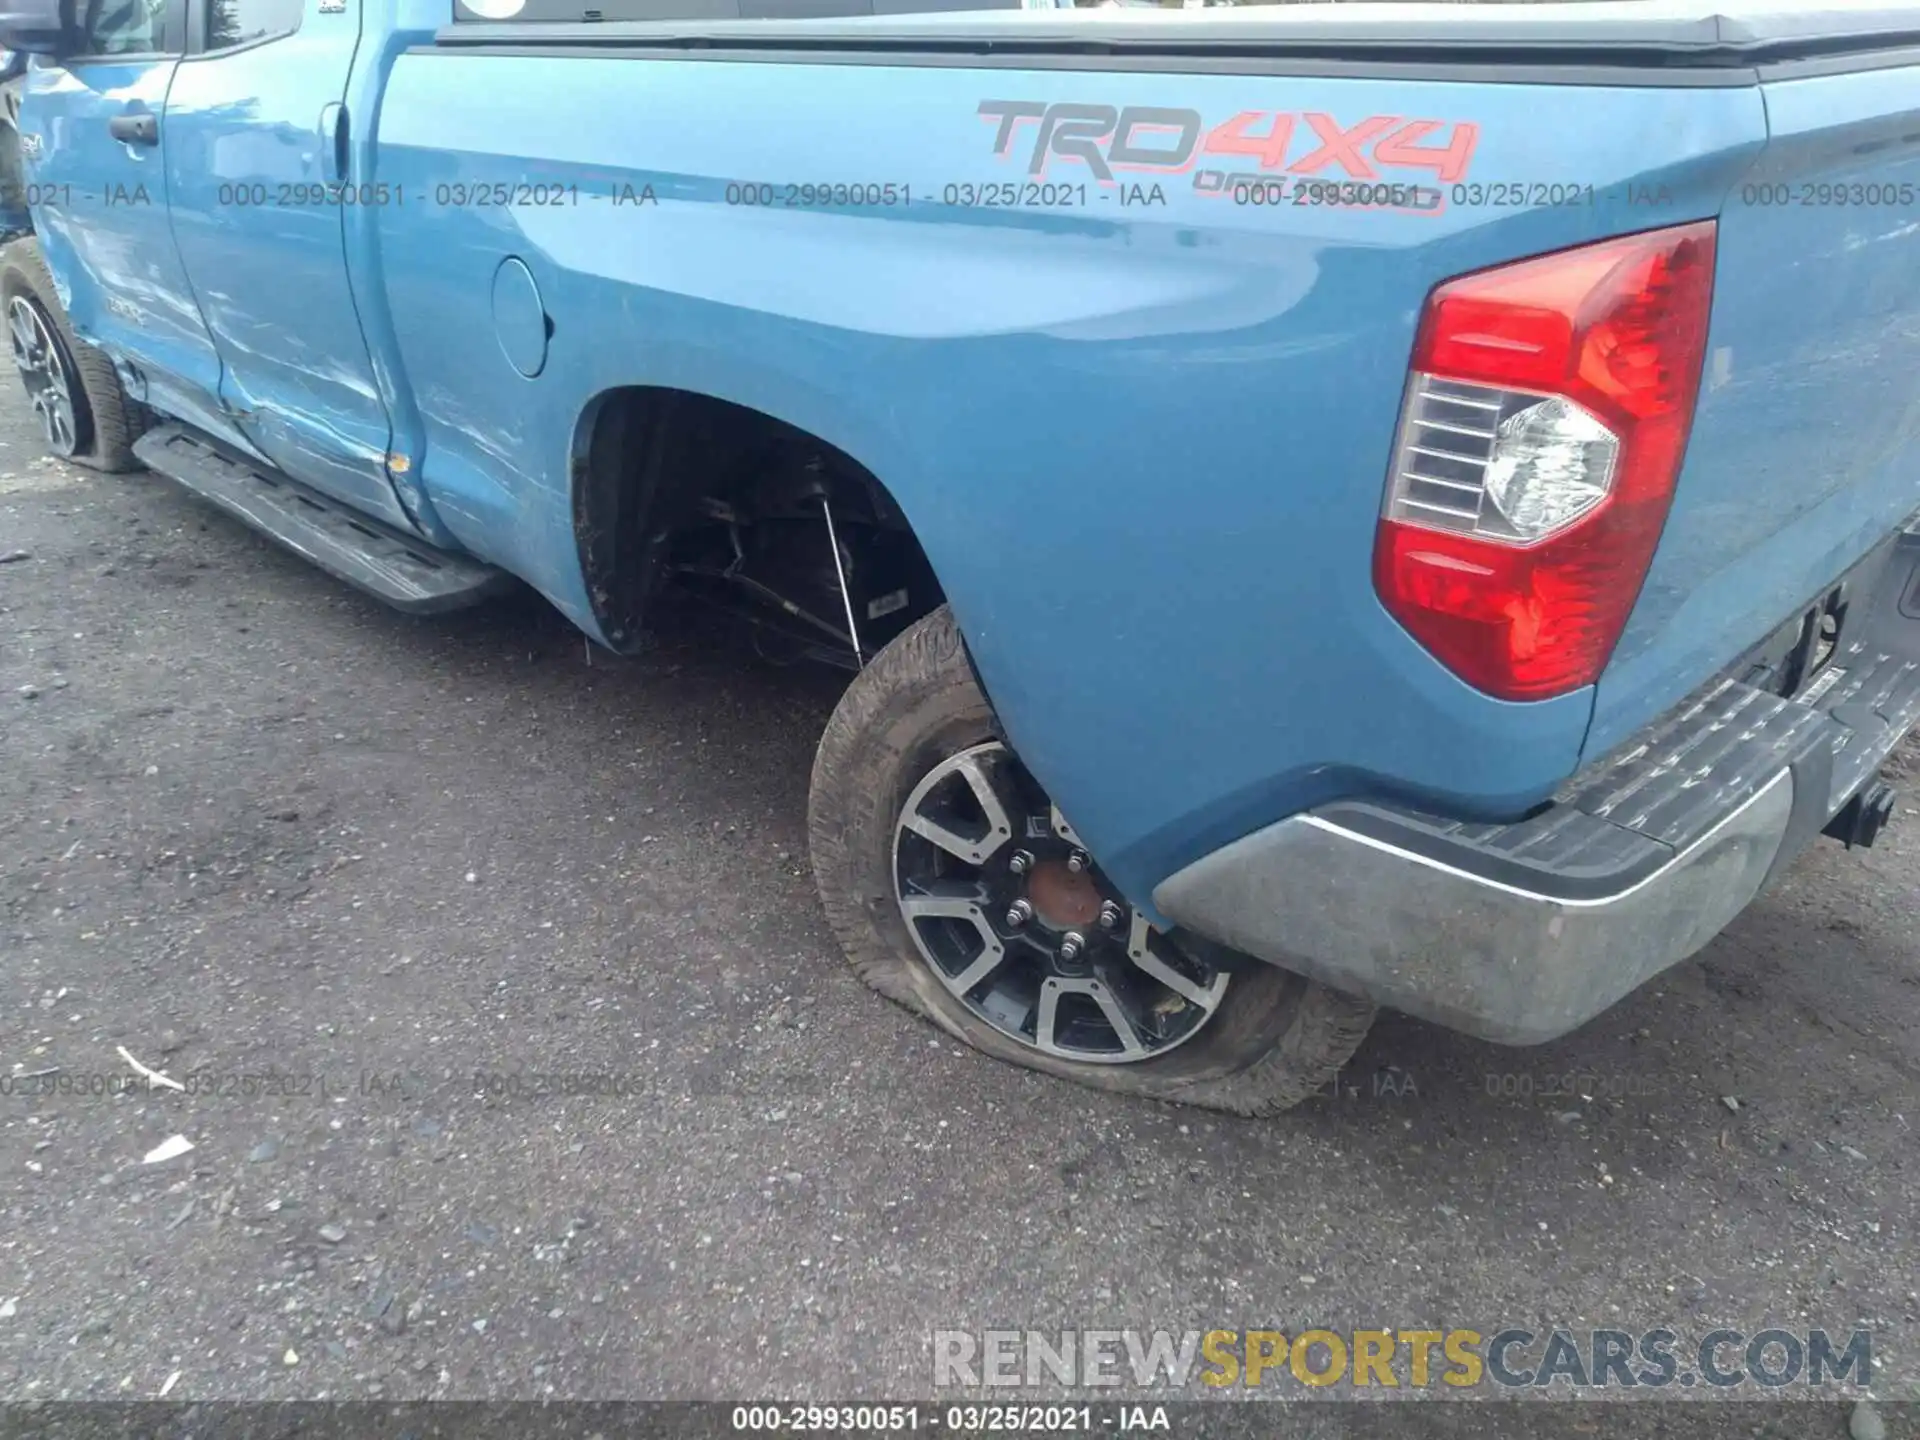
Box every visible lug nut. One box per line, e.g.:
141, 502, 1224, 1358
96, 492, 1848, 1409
1059, 932, 1087, 963
1005, 899, 1034, 928
1008, 850, 1034, 876
1098, 901, 1124, 930
1067, 850, 1091, 874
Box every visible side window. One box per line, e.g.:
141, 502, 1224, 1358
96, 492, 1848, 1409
205, 0, 301, 49
68, 0, 176, 58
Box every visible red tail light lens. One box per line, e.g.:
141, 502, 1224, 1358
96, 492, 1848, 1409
1373, 221, 1718, 701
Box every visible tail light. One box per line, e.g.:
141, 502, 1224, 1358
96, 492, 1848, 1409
1373, 221, 1718, 701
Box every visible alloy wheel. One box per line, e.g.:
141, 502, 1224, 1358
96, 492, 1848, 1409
9, 294, 79, 456
891, 741, 1228, 1064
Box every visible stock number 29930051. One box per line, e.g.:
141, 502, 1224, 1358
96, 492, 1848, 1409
730, 1407, 1099, 1431
730, 1408, 925, 1431
725, 182, 914, 208
216, 182, 407, 208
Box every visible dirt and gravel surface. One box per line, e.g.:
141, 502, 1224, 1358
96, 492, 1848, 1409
0, 379, 1916, 1433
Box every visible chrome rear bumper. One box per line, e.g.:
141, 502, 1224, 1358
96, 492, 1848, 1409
1156, 530, 1920, 1045
1156, 768, 1795, 1044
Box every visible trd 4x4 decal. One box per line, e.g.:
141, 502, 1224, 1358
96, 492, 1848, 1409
977, 102, 1480, 188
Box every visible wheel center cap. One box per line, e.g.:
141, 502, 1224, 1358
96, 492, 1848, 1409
1027, 860, 1101, 930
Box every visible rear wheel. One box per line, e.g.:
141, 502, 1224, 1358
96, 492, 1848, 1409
0, 238, 143, 471
808, 606, 1375, 1114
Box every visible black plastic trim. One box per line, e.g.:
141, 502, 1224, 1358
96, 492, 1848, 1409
428, 3, 1920, 78
408, 39, 1764, 84
134, 423, 512, 615
1309, 799, 1675, 902
1751, 40, 1920, 78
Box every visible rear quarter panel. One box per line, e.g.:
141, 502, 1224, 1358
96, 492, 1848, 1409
372, 51, 1765, 906
1588, 59, 1920, 758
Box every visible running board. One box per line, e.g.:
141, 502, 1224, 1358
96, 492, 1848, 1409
133, 425, 509, 614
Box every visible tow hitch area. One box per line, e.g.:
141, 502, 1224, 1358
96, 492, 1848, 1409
1824, 777, 1898, 849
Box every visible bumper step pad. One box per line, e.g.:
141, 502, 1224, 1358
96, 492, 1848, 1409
1315, 534, 1920, 902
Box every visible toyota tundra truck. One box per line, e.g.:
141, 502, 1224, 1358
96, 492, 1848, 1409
0, 0, 1916, 1112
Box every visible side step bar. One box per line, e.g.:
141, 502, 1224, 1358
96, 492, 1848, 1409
133, 424, 511, 614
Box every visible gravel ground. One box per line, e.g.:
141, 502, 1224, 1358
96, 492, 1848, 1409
0, 380, 1916, 1434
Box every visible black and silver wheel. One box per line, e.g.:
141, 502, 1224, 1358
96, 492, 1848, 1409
894, 740, 1229, 1064
0, 237, 144, 471
810, 605, 1376, 1115
10, 292, 81, 456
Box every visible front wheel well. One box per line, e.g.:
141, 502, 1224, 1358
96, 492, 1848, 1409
573, 385, 943, 666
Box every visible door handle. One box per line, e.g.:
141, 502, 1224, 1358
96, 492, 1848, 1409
318, 102, 347, 183
108, 113, 158, 146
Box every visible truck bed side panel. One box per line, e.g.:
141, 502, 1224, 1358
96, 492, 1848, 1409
371, 52, 1764, 906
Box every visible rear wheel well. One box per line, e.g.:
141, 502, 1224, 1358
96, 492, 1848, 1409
573, 386, 942, 666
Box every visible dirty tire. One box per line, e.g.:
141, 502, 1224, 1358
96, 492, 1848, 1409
0, 236, 144, 471
808, 605, 1376, 1115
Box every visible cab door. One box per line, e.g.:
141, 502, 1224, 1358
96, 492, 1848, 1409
161, 0, 409, 528
18, 0, 230, 433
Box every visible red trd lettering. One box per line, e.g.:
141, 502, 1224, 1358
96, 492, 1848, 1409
1202, 111, 1296, 171
1290, 113, 1401, 179
1372, 120, 1481, 183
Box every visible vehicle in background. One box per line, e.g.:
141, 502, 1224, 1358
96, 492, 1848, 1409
0, 49, 26, 236
0, 0, 1915, 1113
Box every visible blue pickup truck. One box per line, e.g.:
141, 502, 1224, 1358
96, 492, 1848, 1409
1, 0, 1917, 1113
